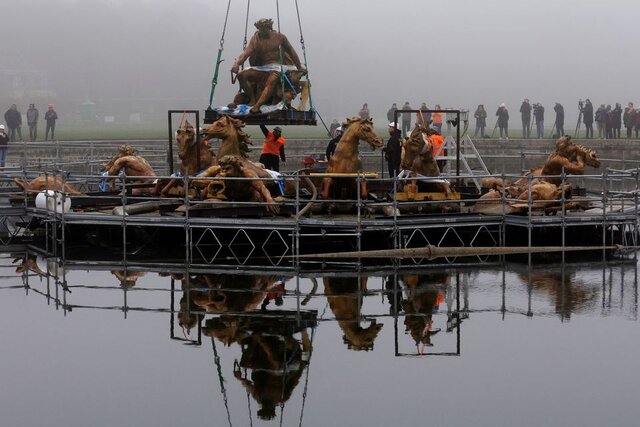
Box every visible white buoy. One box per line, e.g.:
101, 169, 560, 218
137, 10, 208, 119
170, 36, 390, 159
35, 190, 72, 213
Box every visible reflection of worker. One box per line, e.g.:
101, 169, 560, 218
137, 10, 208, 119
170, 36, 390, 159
261, 277, 286, 309
401, 274, 447, 355
326, 126, 343, 161
259, 125, 286, 171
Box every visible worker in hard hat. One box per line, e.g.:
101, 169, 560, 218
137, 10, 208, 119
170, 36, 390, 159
326, 126, 343, 161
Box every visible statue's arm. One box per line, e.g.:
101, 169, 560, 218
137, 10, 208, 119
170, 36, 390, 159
231, 35, 256, 73
281, 35, 304, 71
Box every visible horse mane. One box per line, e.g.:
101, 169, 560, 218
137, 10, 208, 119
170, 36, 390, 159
224, 115, 252, 145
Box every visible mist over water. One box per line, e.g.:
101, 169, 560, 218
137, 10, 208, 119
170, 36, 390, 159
1, 0, 638, 126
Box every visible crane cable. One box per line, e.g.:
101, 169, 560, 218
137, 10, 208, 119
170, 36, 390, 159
294, 0, 313, 111
208, 0, 232, 109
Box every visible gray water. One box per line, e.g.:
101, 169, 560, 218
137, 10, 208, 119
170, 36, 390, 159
1, 253, 639, 427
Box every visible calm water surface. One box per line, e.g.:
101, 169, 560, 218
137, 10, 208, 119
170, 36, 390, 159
1, 253, 639, 427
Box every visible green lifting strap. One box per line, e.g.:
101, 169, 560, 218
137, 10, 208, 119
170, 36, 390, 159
208, 0, 232, 109
208, 48, 224, 109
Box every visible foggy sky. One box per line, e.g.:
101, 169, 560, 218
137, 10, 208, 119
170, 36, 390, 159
1, 0, 639, 126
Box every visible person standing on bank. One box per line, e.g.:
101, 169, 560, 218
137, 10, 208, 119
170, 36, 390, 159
26, 104, 39, 142
44, 104, 58, 141
358, 103, 370, 120
474, 104, 487, 138
520, 99, 532, 138
259, 125, 286, 172
624, 102, 635, 139
533, 102, 545, 139
612, 103, 622, 139
4, 104, 22, 142
326, 126, 343, 161
0, 125, 9, 167
553, 103, 565, 137
383, 122, 402, 177
582, 99, 594, 139
401, 101, 412, 137
496, 103, 509, 139
386, 103, 398, 123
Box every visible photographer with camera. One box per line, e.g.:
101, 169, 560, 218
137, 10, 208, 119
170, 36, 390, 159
533, 102, 544, 139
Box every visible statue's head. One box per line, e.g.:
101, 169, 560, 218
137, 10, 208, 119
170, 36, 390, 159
254, 18, 274, 33
176, 120, 196, 159
344, 117, 383, 150
218, 155, 244, 177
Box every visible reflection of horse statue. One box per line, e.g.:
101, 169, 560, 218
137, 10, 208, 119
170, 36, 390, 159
101, 145, 157, 194
321, 117, 383, 201
323, 276, 383, 351
177, 274, 279, 336
518, 270, 598, 319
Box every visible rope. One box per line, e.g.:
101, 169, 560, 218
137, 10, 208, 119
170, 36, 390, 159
211, 338, 233, 427
276, 0, 281, 32
294, 0, 314, 111
208, 0, 232, 109
243, 0, 251, 50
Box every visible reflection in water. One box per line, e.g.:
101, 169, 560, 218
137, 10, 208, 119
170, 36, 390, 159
4, 250, 640, 425
400, 273, 449, 354
205, 312, 315, 421
323, 276, 383, 351
519, 269, 598, 320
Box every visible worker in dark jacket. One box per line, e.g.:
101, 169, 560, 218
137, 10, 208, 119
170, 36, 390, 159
533, 102, 545, 139
383, 122, 402, 177
4, 104, 22, 142
496, 103, 509, 139
582, 99, 594, 138
520, 99, 532, 138
623, 102, 635, 139
553, 103, 565, 137
611, 103, 622, 139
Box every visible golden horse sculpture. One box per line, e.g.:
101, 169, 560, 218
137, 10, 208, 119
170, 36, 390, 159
476, 135, 601, 212
321, 117, 383, 202
101, 145, 157, 195
195, 115, 315, 214
400, 125, 452, 196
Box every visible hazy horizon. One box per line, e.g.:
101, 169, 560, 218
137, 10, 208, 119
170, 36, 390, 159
1, 0, 638, 128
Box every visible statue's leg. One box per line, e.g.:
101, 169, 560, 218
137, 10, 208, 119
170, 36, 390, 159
360, 181, 368, 200
251, 71, 279, 113
237, 70, 259, 105
321, 177, 332, 200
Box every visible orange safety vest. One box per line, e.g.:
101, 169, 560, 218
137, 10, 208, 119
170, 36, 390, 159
261, 132, 285, 156
432, 112, 444, 125
429, 134, 445, 156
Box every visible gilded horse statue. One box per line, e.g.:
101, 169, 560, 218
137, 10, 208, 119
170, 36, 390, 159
321, 117, 383, 201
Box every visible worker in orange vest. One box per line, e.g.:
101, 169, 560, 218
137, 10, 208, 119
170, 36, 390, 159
432, 104, 444, 134
427, 125, 446, 172
259, 125, 286, 171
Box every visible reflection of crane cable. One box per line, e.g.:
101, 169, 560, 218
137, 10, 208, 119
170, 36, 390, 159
212, 338, 233, 427
246, 386, 253, 427
297, 326, 317, 427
